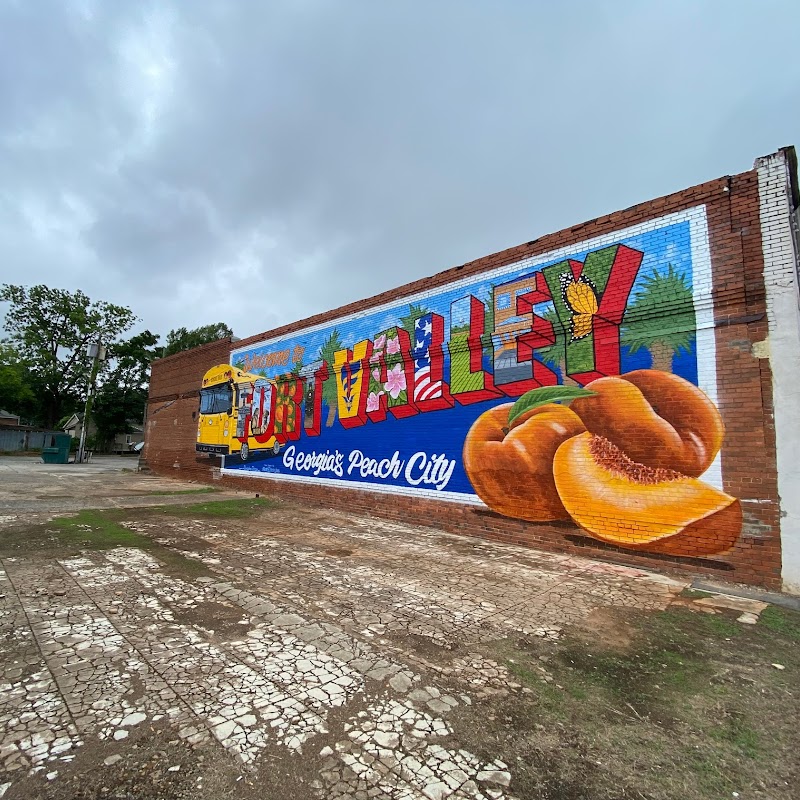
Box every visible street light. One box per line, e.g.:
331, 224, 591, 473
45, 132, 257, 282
76, 339, 107, 464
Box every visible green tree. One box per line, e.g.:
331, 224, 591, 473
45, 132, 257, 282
92, 331, 160, 449
0, 285, 136, 427
107, 330, 161, 390
318, 328, 343, 427
162, 323, 232, 357
621, 265, 696, 373
92, 384, 147, 451
0, 343, 36, 421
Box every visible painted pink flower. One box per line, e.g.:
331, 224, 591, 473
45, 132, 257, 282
384, 364, 406, 399
386, 336, 401, 355
372, 368, 381, 382
370, 334, 386, 361
366, 391, 384, 413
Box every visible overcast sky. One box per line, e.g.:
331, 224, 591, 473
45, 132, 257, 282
1, 0, 798, 344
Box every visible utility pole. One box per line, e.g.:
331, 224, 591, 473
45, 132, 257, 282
77, 339, 106, 465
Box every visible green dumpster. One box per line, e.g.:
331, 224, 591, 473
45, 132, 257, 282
41, 433, 72, 464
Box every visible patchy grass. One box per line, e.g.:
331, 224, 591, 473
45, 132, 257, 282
145, 487, 219, 497
506, 660, 566, 715
708, 713, 761, 759
447, 604, 800, 800
156, 497, 277, 519
33, 509, 217, 579
759, 605, 800, 641
653, 605, 743, 638
0, 497, 276, 576
50, 510, 151, 549
1, 491, 797, 800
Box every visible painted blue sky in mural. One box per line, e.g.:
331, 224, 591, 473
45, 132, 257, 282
231, 218, 696, 385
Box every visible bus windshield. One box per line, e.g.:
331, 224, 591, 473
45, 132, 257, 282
199, 384, 233, 415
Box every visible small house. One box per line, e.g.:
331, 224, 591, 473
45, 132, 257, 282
0, 410, 21, 427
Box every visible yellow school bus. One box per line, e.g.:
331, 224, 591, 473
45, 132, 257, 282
196, 364, 281, 461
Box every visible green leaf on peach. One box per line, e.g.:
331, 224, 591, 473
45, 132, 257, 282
507, 386, 597, 427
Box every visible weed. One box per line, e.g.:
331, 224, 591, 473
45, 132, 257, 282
698, 613, 741, 638
709, 715, 760, 759
566, 684, 588, 700
682, 749, 733, 796
559, 645, 701, 703
506, 661, 565, 713
759, 606, 800, 641
506, 660, 544, 688
652, 607, 739, 642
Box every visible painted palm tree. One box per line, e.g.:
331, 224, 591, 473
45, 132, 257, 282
621, 265, 696, 373
319, 328, 343, 427
535, 307, 577, 385
399, 303, 430, 341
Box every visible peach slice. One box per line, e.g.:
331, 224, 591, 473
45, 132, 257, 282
553, 432, 741, 555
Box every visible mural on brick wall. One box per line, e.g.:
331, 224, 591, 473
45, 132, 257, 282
197, 207, 742, 557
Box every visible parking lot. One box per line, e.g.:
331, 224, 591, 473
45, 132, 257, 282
0, 456, 797, 800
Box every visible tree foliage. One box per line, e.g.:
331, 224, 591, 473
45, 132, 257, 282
0, 285, 137, 426
92, 330, 161, 448
104, 331, 161, 391
0, 343, 36, 421
92, 383, 147, 450
399, 304, 429, 340
162, 323, 232, 358
621, 265, 695, 372
318, 328, 343, 426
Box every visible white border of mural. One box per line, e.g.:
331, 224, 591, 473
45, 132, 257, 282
223, 205, 721, 499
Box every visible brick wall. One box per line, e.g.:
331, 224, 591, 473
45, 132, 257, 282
143, 338, 233, 479
145, 150, 800, 591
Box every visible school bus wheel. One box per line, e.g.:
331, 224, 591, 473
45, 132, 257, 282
240, 443, 249, 461
272, 441, 281, 455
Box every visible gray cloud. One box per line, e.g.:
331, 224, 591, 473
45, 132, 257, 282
1, 0, 798, 342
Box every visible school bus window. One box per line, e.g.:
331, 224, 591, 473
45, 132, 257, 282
199, 385, 232, 415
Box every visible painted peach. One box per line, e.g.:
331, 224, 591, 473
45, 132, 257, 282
568, 370, 724, 478
553, 432, 741, 554
463, 403, 586, 522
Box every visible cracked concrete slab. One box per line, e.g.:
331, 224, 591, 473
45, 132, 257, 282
0, 460, 705, 798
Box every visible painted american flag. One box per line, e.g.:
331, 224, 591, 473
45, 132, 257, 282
413, 313, 442, 402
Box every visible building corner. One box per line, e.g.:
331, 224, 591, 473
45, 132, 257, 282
756, 147, 800, 594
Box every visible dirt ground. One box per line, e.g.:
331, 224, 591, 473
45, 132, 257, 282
0, 456, 798, 799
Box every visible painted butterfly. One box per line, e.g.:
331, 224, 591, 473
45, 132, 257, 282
560, 272, 599, 342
